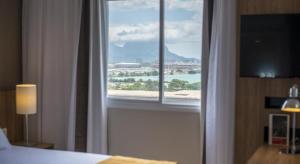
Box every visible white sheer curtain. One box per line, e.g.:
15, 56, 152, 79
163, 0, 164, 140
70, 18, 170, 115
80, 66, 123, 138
205, 0, 236, 164
22, 0, 82, 150
86, 0, 108, 154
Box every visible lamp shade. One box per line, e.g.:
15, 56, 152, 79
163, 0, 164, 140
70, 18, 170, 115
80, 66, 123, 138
281, 98, 300, 112
16, 84, 37, 115
282, 85, 300, 113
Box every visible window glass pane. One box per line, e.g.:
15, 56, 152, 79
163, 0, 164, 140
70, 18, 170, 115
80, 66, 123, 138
164, 0, 203, 105
107, 0, 160, 100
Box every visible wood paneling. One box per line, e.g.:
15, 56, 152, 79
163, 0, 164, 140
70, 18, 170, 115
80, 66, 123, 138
0, 90, 23, 142
235, 1, 300, 163
235, 78, 300, 164
239, 0, 300, 15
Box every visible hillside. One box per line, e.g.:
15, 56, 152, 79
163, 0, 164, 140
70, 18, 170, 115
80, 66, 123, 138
109, 42, 200, 64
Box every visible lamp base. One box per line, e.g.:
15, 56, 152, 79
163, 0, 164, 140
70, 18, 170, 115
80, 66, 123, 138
280, 146, 300, 154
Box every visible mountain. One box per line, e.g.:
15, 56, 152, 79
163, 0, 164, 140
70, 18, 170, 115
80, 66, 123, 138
109, 42, 200, 64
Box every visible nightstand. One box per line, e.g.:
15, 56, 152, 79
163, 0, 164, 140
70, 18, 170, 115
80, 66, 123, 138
13, 142, 55, 149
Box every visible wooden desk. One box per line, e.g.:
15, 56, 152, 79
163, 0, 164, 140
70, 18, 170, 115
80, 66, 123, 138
247, 145, 300, 164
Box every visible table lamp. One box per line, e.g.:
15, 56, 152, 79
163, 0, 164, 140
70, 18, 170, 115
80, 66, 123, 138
281, 84, 300, 154
16, 84, 37, 145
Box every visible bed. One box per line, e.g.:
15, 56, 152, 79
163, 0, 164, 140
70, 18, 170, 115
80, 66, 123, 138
0, 129, 177, 164
0, 145, 110, 164
0, 128, 110, 164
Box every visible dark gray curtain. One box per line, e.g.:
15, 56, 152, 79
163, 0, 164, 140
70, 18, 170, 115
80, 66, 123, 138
208, 0, 214, 42
75, 0, 89, 152
201, 0, 214, 163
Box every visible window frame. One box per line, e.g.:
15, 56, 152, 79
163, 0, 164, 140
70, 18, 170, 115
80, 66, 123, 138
106, 0, 202, 112
107, 97, 200, 112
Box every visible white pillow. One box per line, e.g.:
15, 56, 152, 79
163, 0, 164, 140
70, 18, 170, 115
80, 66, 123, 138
0, 129, 11, 150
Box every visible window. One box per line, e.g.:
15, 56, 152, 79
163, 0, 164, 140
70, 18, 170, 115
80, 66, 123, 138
107, 0, 203, 106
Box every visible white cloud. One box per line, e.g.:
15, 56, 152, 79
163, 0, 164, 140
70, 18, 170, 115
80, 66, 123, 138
109, 23, 159, 44
109, 0, 158, 10
165, 21, 202, 42
109, 21, 202, 45
108, 0, 203, 45
166, 0, 203, 11
109, 0, 203, 12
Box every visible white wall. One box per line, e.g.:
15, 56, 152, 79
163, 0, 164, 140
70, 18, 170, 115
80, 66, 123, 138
108, 108, 201, 164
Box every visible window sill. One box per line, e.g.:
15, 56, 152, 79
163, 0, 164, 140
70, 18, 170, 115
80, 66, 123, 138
107, 97, 201, 113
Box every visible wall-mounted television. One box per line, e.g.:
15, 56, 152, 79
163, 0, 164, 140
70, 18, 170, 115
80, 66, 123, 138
240, 14, 300, 78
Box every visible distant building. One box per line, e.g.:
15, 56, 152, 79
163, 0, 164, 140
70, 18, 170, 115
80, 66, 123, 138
114, 63, 141, 68
108, 64, 114, 69
152, 62, 200, 70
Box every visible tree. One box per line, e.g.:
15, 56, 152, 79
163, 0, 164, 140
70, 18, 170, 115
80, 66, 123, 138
144, 80, 159, 91
170, 70, 174, 75
151, 70, 159, 76
186, 82, 201, 90
168, 79, 188, 91
127, 82, 143, 90
188, 70, 197, 74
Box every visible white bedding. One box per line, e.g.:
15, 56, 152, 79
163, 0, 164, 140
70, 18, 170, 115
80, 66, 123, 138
0, 146, 110, 164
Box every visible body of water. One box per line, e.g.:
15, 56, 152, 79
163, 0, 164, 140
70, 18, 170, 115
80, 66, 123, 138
111, 73, 201, 83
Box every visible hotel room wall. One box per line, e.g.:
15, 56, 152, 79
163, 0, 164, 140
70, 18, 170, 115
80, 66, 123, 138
108, 108, 201, 164
0, 1, 239, 164
0, 0, 22, 90
0, 0, 23, 142
235, 0, 300, 164
0, 91, 23, 142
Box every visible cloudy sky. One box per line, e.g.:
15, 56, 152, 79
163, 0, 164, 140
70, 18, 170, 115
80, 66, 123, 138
108, 0, 203, 59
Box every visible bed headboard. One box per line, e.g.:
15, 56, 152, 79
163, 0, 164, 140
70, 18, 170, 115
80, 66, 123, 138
0, 90, 23, 142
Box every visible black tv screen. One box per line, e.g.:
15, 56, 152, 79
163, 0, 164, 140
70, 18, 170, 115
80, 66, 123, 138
240, 14, 300, 78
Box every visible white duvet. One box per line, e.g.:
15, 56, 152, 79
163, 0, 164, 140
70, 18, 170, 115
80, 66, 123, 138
0, 146, 110, 164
